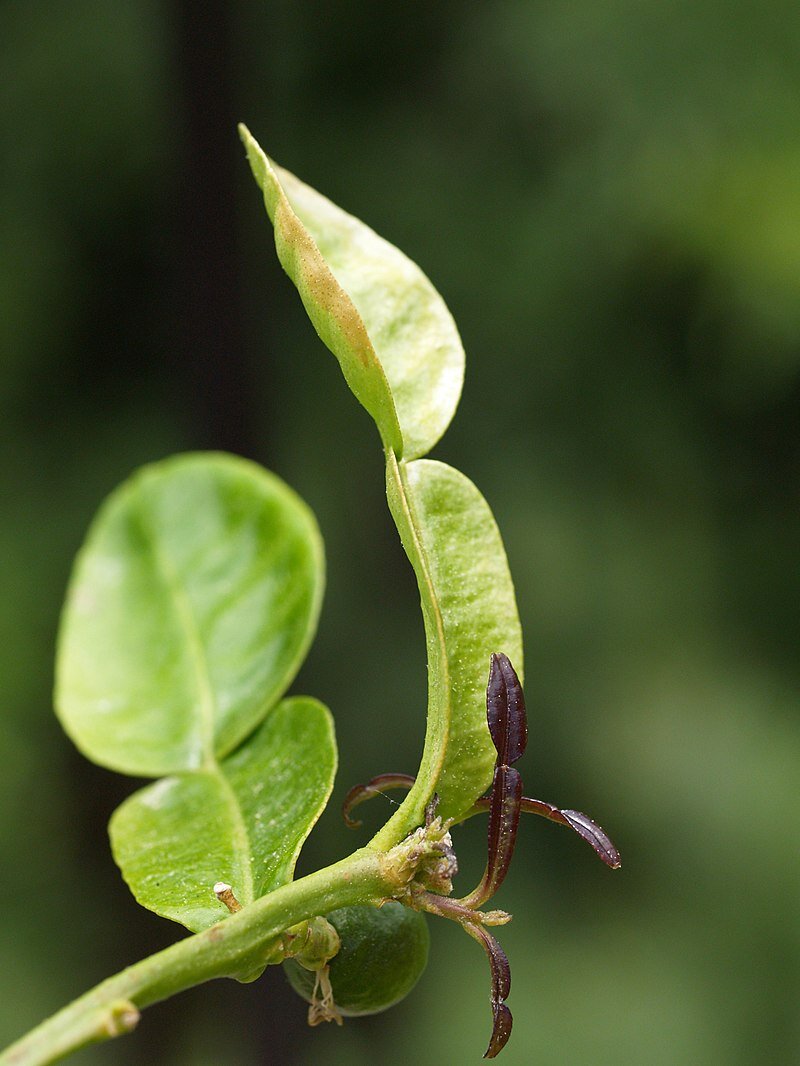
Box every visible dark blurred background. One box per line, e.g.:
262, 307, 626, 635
2, 2, 799, 1063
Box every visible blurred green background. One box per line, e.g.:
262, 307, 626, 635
2, 1, 798, 1063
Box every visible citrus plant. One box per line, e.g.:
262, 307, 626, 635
1, 127, 619, 1066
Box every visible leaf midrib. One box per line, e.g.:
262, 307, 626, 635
370, 451, 452, 849
139, 495, 255, 904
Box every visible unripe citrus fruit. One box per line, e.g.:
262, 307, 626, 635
284, 903, 429, 1017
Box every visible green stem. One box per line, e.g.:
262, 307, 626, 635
1, 847, 395, 1066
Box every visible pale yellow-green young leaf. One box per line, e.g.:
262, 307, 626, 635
378, 456, 523, 832
240, 125, 464, 460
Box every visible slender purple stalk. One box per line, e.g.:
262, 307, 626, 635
341, 773, 415, 828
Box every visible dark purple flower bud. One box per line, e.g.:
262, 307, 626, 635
472, 794, 622, 870
486, 654, 527, 767
464, 922, 514, 1059
560, 809, 621, 870
483, 765, 523, 900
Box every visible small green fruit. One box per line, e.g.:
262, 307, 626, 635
284, 903, 429, 1017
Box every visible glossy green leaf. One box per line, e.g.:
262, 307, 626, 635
109, 698, 337, 932
240, 125, 464, 460
55, 453, 324, 777
377, 456, 523, 834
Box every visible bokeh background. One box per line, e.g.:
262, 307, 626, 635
2, 2, 798, 1063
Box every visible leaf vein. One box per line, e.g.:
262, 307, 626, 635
137, 495, 217, 767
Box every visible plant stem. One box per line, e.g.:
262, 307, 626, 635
1, 847, 394, 1066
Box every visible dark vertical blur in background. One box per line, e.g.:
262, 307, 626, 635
2, 2, 798, 1063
